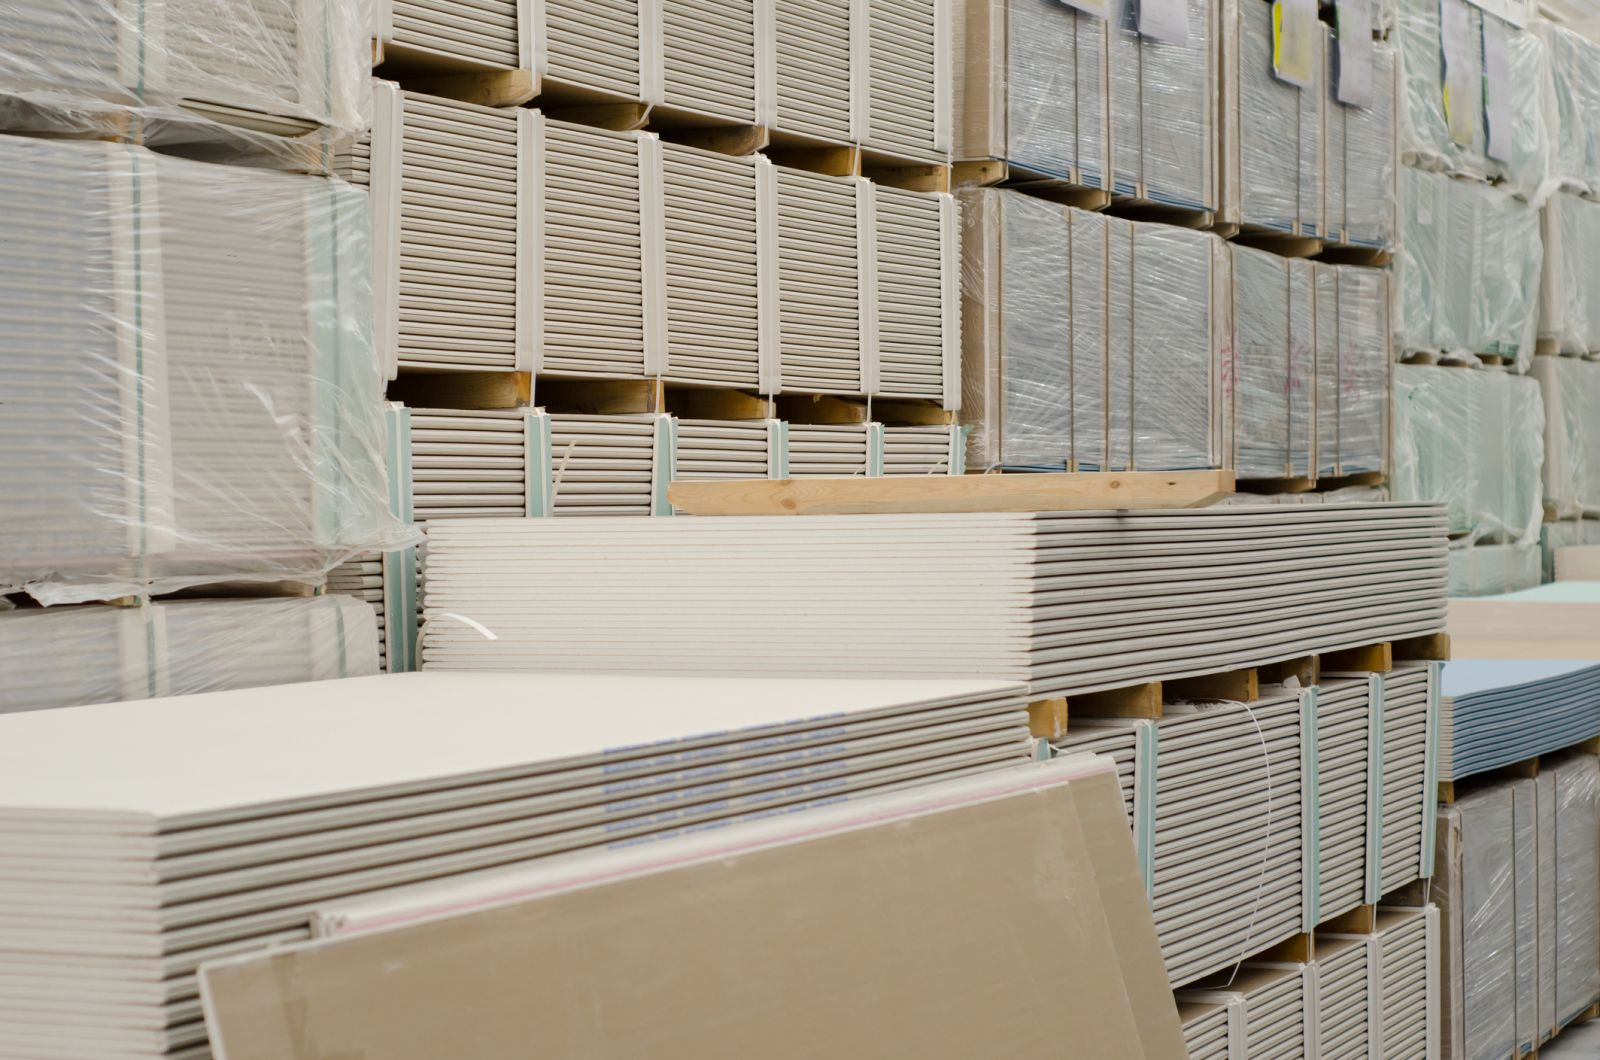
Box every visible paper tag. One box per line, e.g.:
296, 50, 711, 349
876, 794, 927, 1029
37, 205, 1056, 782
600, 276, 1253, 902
1336, 0, 1375, 106
1058, 0, 1110, 17
1139, 0, 1189, 46
1440, 0, 1477, 146
1483, 17, 1513, 160
1273, 0, 1319, 89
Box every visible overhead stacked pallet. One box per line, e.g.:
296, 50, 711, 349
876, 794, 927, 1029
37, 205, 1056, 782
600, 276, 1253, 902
770, 0, 855, 145
0, 671, 1035, 1058
863, 0, 949, 163
657, 0, 761, 125
1439, 660, 1600, 783
773, 167, 866, 394
1532, 356, 1600, 519
1374, 662, 1437, 896
1317, 678, 1375, 921
1227, 247, 1317, 482
868, 185, 960, 406
1314, 265, 1392, 481
0, 597, 380, 715
1322, 40, 1398, 250
1540, 193, 1600, 356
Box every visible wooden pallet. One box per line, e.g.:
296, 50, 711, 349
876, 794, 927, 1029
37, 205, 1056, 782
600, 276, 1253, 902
950, 158, 1114, 210
648, 109, 768, 157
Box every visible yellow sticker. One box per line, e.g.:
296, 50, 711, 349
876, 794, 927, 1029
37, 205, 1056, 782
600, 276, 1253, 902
1273, 0, 1318, 89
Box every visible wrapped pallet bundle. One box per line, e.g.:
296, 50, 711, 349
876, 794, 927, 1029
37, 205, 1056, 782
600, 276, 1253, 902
658, 0, 765, 128
0, 596, 380, 714
1324, 39, 1399, 250
1540, 21, 1600, 197
1219, 0, 1324, 237
772, 167, 867, 395
954, 0, 1110, 186
1391, 365, 1544, 544
1447, 543, 1542, 597
1540, 193, 1600, 357
1226, 247, 1317, 481
863, 0, 950, 163
866, 186, 962, 407
1531, 356, 1600, 518
0, 134, 412, 605
1108, 0, 1217, 212
960, 187, 1225, 472
1549, 753, 1600, 1028
1395, 167, 1543, 366
1, 0, 368, 166
772, 0, 855, 146
1314, 265, 1391, 480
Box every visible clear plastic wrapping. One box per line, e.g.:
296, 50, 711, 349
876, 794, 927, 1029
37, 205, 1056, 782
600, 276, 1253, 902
0, 133, 418, 605
1531, 356, 1600, 519
1324, 39, 1399, 249
1451, 787, 1518, 1059
1540, 21, 1600, 197
1227, 246, 1316, 480
1447, 542, 1542, 597
1551, 753, 1600, 1025
1109, 0, 1216, 210
0, 595, 380, 714
1391, 365, 1545, 544
1315, 264, 1392, 479
1539, 193, 1600, 356
959, 187, 1224, 471
1541, 518, 1600, 581
1, 0, 371, 170
1395, 166, 1543, 366
1221, 0, 1324, 235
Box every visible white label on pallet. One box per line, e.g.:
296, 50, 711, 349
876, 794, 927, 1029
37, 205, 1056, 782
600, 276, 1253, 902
1483, 16, 1513, 161
1336, 0, 1375, 107
1440, 0, 1477, 147
1273, 0, 1320, 89
1139, 0, 1189, 46
1058, 0, 1110, 19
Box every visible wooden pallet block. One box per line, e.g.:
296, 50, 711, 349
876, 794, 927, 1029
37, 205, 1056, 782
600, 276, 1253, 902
775, 393, 869, 425
1165, 668, 1260, 704
1027, 698, 1069, 740
663, 385, 772, 421
1070, 682, 1163, 720
667, 469, 1236, 516
388, 371, 533, 411
534, 378, 662, 416
1322, 641, 1394, 674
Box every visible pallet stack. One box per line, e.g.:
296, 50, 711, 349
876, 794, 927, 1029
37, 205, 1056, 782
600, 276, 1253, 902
0, 6, 410, 714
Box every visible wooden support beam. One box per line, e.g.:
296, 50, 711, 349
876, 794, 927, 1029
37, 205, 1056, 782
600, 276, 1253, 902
664, 387, 771, 421
871, 399, 956, 426
534, 378, 661, 416
1165, 668, 1259, 704
1026, 698, 1068, 741
1322, 642, 1394, 674
1394, 632, 1451, 662
775, 393, 868, 425
1070, 682, 1163, 720
1260, 655, 1319, 690
667, 469, 1236, 517
388, 371, 532, 410
403, 69, 537, 108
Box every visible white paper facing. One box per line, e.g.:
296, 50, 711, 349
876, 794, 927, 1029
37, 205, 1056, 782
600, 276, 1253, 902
1337, 0, 1376, 107
1440, 0, 1477, 146
1139, 0, 1190, 46
1482, 17, 1513, 162
1274, 0, 1321, 88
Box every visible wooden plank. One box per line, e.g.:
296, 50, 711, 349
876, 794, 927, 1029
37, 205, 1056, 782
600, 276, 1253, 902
401, 69, 537, 108
872, 399, 956, 426
1165, 668, 1258, 704
1070, 683, 1163, 720
775, 393, 868, 425
1321, 642, 1393, 674
1260, 655, 1319, 690
1394, 632, 1451, 662
667, 470, 1236, 516
388, 371, 531, 410
535, 378, 662, 416
1027, 698, 1068, 741
665, 387, 771, 421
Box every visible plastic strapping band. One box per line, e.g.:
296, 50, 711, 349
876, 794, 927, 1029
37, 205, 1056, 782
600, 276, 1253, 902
1301, 686, 1320, 932
651, 414, 677, 516
949, 424, 968, 475
1365, 672, 1385, 905
1133, 720, 1158, 899
1420, 661, 1442, 879
383, 404, 418, 672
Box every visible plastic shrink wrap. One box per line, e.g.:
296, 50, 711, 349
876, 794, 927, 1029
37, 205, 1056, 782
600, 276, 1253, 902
1531, 356, 1600, 518
1396, 167, 1543, 366
1109, 0, 1216, 211
1540, 193, 1600, 356
1391, 366, 1544, 544
0, 595, 380, 714
1540, 22, 1600, 197
1324, 38, 1398, 249
0, 134, 418, 605
1219, 0, 1324, 236
1551, 753, 1600, 1027
1227, 247, 1316, 480
1397, 0, 1550, 198
1542, 519, 1600, 581
1434, 786, 1520, 1059
959, 187, 1224, 471
1, 0, 370, 170
1447, 543, 1542, 597
1315, 265, 1391, 479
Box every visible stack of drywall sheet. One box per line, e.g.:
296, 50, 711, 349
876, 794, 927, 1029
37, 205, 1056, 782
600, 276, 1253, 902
959, 188, 1224, 472
775, 167, 865, 394
0, 596, 379, 714
786, 424, 875, 477
367, 84, 530, 376
0, 134, 405, 605
1323, 40, 1397, 249
881, 426, 963, 475
952, 0, 1109, 186
1541, 21, 1600, 196
1375, 907, 1438, 1058
1314, 265, 1391, 480
661, 144, 767, 390
670, 420, 779, 482
197, 757, 1190, 1060
1447, 542, 1542, 597
659, 0, 760, 124
1550, 753, 1600, 1028
1395, 167, 1543, 366
771, 0, 854, 145
1317, 678, 1373, 921
1377, 662, 1436, 895
1315, 935, 1371, 1059
546, 414, 667, 516
408, 409, 535, 522
1556, 543, 1600, 580
1150, 695, 1309, 988
0, 671, 1034, 1058
870, 186, 960, 406
1543, 519, 1600, 581
419, 505, 1449, 695
1439, 662, 1600, 781
1178, 1001, 1231, 1059
1052, 719, 1139, 825
1390, 365, 1545, 545
1108, 0, 1215, 212
3, 0, 368, 151
540, 119, 656, 380
864, 0, 947, 162
326, 556, 391, 669
1228, 247, 1316, 481
1532, 356, 1600, 519
1177, 964, 1311, 1056
1220, 0, 1323, 236
382, 0, 521, 72
1540, 194, 1600, 356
